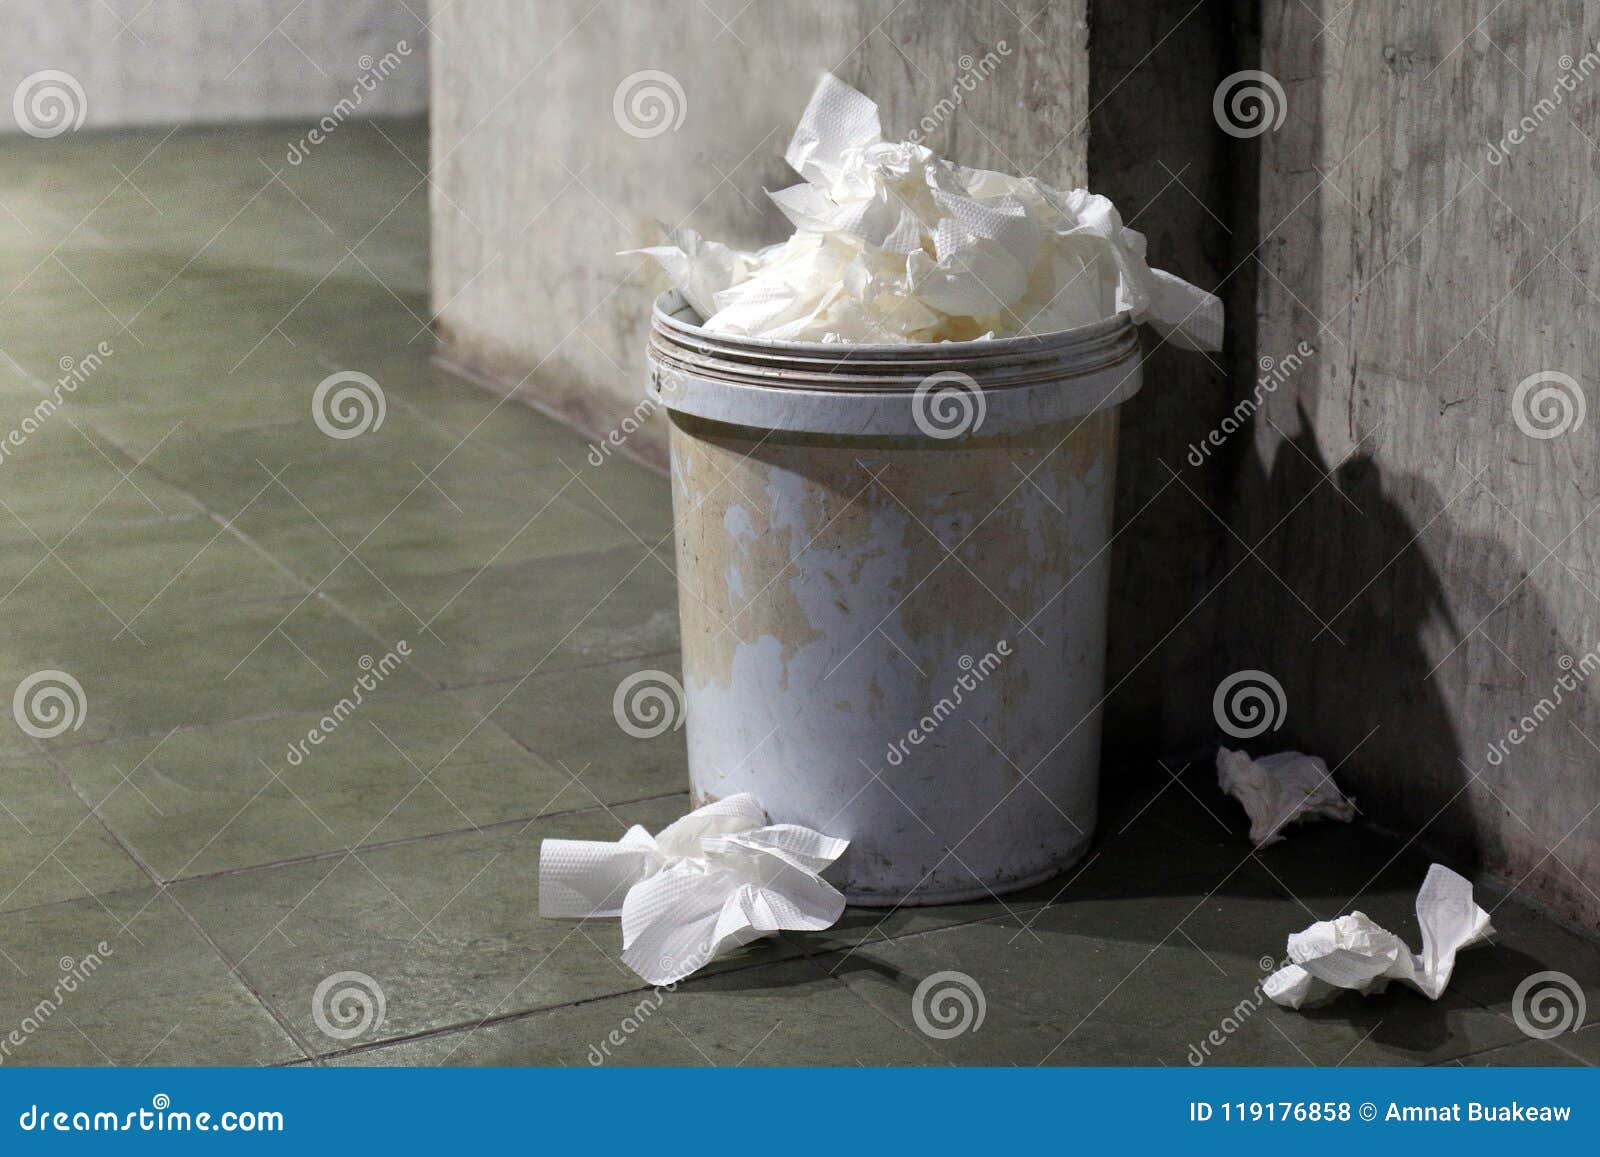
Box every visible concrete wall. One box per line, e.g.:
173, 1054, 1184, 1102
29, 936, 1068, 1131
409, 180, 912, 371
1223, 0, 1599, 926
426, 0, 1088, 466
0, 0, 427, 131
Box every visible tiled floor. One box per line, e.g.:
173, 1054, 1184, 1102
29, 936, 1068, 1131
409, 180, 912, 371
0, 119, 1595, 1068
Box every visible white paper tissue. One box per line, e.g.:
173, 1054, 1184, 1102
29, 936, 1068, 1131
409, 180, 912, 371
1216, 747, 1356, 847
628, 73, 1224, 348
1264, 864, 1493, 1009
539, 794, 849, 985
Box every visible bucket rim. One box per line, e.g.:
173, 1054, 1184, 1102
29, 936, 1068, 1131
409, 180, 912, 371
650, 289, 1136, 359
646, 284, 1143, 436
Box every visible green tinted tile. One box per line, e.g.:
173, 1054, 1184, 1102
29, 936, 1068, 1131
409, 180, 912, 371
1087, 941, 1525, 1066
0, 592, 430, 746
331, 1009, 705, 1067
171, 795, 799, 1054
0, 122, 426, 278
561, 451, 674, 542
52, 691, 572, 880
0, 759, 146, 914
0, 511, 302, 639
449, 653, 689, 807
1045, 1011, 1307, 1067
0, 887, 300, 1065
142, 417, 514, 517
327, 542, 679, 687
371, 358, 612, 465
0, 418, 199, 539
1446, 887, 1600, 1027
824, 911, 1158, 1030
820, 932, 1081, 1066
1448, 1036, 1589, 1065
141, 421, 633, 585
791, 889, 1054, 957
275, 265, 431, 362
64, 345, 350, 449
331, 957, 932, 1067
1556, 1024, 1600, 1063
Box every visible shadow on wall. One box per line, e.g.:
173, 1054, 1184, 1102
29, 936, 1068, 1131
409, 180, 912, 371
1206, 0, 1588, 919
1226, 409, 1574, 881
1230, 411, 1458, 847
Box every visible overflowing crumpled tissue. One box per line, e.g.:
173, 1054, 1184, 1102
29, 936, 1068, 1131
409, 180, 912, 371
539, 794, 849, 985
1216, 747, 1356, 847
627, 73, 1223, 349
1264, 864, 1494, 1010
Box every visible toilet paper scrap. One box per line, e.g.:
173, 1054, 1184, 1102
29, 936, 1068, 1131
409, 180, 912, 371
627, 73, 1223, 348
1263, 864, 1494, 1010
1216, 747, 1357, 847
539, 793, 849, 985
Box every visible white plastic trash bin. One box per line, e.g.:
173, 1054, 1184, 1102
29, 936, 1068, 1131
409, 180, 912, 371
646, 290, 1142, 906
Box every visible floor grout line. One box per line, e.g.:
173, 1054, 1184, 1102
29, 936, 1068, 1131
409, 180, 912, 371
161, 885, 322, 1066
159, 788, 691, 884
0, 789, 692, 920
309, 946, 813, 1063
28, 726, 319, 1065
29, 639, 688, 758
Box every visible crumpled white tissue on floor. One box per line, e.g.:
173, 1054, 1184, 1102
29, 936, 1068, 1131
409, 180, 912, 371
627, 72, 1223, 348
1263, 864, 1493, 1010
1216, 747, 1356, 847
538, 793, 849, 985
